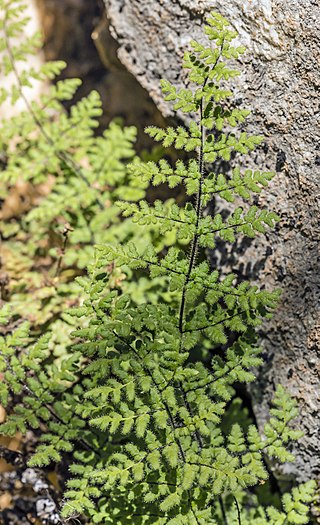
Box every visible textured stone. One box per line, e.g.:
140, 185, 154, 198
103, 0, 320, 484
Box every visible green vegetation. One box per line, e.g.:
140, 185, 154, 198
0, 2, 316, 524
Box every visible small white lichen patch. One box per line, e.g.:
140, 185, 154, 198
178, 0, 286, 59
219, 0, 284, 59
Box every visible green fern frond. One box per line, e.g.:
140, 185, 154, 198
0, 4, 314, 525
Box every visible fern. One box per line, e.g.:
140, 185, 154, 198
0, 0, 174, 343
226, 480, 317, 525
0, 5, 316, 525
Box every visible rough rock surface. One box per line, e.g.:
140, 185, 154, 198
103, 0, 320, 484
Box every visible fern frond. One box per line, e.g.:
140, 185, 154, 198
0, 5, 313, 525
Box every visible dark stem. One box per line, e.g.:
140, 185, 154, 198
233, 496, 242, 525
54, 225, 72, 278
178, 89, 206, 335
179, 380, 203, 450
177, 43, 223, 340
219, 496, 229, 525
182, 309, 246, 334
